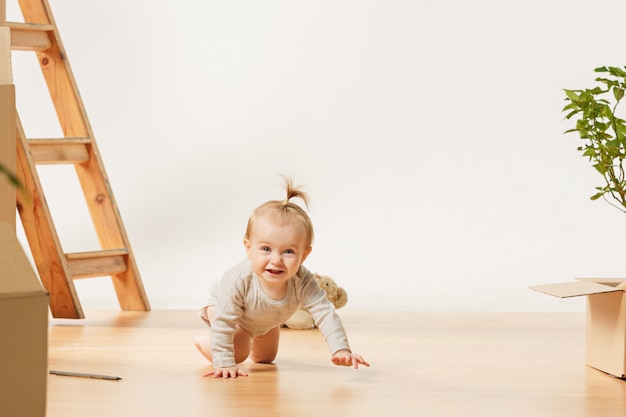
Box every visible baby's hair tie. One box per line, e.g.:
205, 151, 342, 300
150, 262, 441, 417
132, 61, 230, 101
282, 198, 289, 206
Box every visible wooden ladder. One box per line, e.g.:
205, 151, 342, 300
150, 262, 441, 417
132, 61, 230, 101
7, 0, 150, 318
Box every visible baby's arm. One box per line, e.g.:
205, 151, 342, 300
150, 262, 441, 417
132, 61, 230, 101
332, 349, 370, 369
206, 274, 249, 377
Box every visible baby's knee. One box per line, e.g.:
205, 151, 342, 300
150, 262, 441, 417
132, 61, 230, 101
250, 352, 277, 364
234, 350, 251, 364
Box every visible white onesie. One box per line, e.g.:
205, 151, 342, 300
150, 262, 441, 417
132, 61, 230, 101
203, 259, 350, 368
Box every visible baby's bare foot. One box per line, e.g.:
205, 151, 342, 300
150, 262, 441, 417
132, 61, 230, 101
193, 335, 213, 362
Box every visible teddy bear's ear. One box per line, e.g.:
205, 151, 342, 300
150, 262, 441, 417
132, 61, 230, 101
334, 288, 348, 309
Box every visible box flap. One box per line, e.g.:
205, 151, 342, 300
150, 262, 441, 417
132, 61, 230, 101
0, 222, 45, 295
575, 277, 626, 287
530, 280, 622, 298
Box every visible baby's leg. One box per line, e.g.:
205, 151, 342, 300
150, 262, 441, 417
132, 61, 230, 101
194, 329, 252, 364
194, 306, 215, 361
194, 306, 253, 364
232, 327, 252, 363
193, 334, 214, 362
250, 326, 280, 364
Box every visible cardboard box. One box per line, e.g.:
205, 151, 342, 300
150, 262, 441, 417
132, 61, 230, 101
531, 278, 626, 378
0, 222, 49, 417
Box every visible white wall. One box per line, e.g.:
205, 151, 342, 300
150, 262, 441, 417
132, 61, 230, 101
7, 0, 626, 312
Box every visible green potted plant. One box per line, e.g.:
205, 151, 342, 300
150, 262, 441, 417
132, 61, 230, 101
563, 66, 626, 213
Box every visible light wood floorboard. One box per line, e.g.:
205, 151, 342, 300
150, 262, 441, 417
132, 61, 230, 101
46, 310, 626, 417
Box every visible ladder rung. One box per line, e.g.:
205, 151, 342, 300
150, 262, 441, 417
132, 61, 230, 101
28, 138, 91, 164
66, 249, 129, 279
7, 22, 54, 51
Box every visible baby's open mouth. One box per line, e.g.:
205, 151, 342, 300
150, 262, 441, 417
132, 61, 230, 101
266, 269, 284, 274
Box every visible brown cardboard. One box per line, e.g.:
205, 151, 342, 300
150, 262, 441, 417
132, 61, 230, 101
586, 291, 626, 378
0, 83, 16, 224
531, 278, 626, 378
0, 222, 49, 417
530, 280, 621, 298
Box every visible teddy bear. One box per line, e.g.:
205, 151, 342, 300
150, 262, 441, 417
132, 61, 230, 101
282, 273, 348, 330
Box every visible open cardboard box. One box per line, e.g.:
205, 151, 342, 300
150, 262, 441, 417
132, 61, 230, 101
531, 278, 626, 378
0, 222, 49, 416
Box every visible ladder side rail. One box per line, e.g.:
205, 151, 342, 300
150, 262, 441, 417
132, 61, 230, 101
15, 116, 83, 318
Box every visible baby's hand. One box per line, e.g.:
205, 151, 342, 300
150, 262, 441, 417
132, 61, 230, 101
332, 349, 370, 369
203, 365, 248, 378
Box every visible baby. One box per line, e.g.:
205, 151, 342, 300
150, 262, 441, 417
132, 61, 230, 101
194, 178, 369, 378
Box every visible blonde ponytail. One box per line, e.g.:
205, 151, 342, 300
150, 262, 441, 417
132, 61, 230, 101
281, 175, 309, 209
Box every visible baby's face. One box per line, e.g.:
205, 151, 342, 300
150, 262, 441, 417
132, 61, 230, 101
244, 216, 311, 288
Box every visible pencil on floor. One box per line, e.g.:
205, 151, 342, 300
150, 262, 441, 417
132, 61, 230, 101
49, 370, 122, 381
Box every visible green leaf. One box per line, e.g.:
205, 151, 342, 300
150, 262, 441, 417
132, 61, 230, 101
564, 89, 580, 102
582, 147, 596, 157
615, 124, 626, 139
589, 86, 607, 95
562, 102, 578, 111
563, 109, 580, 120
608, 66, 626, 78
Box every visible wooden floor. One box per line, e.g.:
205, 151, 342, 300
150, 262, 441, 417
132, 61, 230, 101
46, 310, 626, 417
